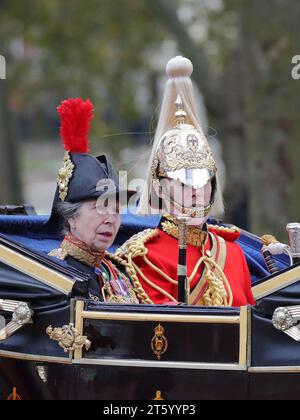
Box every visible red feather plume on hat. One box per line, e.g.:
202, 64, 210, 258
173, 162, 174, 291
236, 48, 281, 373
57, 98, 94, 153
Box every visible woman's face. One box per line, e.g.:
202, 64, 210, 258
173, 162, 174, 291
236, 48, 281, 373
69, 200, 121, 252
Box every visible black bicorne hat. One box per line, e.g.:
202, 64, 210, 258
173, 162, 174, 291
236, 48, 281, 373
46, 98, 136, 231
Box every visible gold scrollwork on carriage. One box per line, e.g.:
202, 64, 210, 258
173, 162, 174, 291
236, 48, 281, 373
0, 299, 33, 341
153, 390, 165, 400
46, 323, 91, 353
7, 387, 22, 400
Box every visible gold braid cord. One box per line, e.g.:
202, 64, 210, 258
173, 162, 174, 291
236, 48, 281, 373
114, 227, 233, 307
113, 229, 160, 304
195, 254, 233, 307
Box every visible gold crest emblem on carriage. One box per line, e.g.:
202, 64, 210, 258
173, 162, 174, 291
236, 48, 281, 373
151, 324, 168, 360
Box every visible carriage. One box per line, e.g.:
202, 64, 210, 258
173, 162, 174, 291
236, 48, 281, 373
0, 205, 300, 400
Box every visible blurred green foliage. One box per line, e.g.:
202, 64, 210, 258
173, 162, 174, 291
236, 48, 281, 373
0, 0, 167, 150
0, 0, 300, 237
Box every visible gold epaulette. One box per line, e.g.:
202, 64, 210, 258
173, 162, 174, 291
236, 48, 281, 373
115, 229, 159, 259
207, 224, 240, 233
207, 224, 241, 242
48, 247, 68, 260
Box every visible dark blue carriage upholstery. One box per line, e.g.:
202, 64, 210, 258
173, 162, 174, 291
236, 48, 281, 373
0, 214, 290, 285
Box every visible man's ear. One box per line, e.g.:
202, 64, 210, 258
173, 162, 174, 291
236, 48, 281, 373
152, 180, 163, 198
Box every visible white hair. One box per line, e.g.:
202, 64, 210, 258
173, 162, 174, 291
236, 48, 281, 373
138, 56, 224, 217
56, 201, 83, 235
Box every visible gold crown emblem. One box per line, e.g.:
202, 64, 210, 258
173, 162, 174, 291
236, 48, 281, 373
154, 324, 165, 337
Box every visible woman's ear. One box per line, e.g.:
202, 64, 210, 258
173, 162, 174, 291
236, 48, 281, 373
68, 217, 76, 231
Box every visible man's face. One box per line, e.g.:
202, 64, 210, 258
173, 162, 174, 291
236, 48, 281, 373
160, 178, 213, 225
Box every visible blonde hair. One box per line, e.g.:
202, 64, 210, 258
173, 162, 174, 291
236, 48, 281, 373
138, 56, 224, 217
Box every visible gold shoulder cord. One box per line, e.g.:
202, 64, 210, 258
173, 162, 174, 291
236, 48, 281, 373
113, 229, 177, 304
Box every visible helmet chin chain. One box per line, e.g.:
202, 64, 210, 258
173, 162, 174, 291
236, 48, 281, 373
160, 184, 214, 220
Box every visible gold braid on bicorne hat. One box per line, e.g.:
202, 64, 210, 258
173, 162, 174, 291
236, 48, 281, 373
113, 223, 233, 307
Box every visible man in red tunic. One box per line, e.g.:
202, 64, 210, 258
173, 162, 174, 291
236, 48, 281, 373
116, 56, 255, 307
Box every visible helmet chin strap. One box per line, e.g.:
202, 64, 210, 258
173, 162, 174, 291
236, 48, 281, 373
187, 216, 209, 227
159, 181, 213, 219
161, 191, 212, 219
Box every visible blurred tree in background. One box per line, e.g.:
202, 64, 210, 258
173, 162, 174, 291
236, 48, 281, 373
0, 0, 299, 238
238, 0, 300, 238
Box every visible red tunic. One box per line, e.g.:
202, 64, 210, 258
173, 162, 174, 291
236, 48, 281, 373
133, 228, 255, 307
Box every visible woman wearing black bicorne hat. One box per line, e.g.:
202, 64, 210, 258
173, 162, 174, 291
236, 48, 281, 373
48, 98, 138, 304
